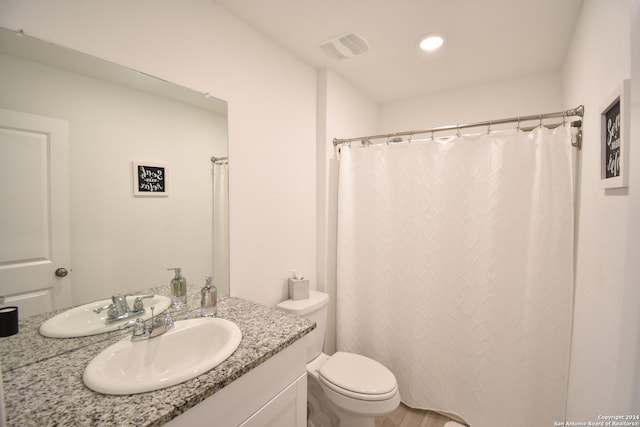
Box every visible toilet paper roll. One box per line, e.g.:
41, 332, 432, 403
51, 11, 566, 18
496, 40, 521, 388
0, 306, 18, 337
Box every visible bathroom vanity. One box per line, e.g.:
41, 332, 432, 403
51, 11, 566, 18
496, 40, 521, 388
0, 284, 314, 426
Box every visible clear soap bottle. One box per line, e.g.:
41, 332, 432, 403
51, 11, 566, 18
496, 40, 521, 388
201, 276, 217, 317
167, 267, 187, 309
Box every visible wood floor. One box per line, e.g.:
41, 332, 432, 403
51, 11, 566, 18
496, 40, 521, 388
375, 403, 469, 427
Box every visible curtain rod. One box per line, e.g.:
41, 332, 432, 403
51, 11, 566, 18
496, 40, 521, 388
333, 105, 584, 148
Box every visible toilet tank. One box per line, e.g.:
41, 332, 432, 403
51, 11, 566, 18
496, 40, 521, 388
276, 290, 329, 362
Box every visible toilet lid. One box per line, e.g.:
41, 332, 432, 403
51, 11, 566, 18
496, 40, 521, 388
319, 352, 397, 398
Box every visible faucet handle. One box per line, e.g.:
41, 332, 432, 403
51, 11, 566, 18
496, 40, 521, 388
163, 311, 174, 330
93, 303, 113, 314
148, 309, 174, 339
132, 295, 154, 312
131, 318, 147, 339
117, 319, 137, 330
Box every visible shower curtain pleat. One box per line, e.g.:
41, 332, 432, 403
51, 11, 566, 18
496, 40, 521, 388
213, 163, 229, 298
336, 126, 574, 427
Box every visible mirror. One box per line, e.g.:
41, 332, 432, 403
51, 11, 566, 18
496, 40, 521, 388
0, 26, 229, 364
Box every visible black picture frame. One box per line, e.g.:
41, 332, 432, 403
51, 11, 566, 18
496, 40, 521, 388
600, 79, 630, 189
132, 162, 169, 197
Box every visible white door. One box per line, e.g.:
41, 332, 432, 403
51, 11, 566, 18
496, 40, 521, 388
0, 108, 71, 318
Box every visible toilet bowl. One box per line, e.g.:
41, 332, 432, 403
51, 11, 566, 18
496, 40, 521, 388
276, 291, 400, 427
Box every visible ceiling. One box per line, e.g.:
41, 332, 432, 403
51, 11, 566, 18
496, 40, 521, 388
215, 0, 584, 104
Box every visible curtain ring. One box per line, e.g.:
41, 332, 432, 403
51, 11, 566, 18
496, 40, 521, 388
487, 120, 492, 135
456, 125, 461, 138
408, 133, 413, 143
539, 114, 543, 128
431, 129, 435, 141
517, 116, 521, 131
562, 111, 567, 125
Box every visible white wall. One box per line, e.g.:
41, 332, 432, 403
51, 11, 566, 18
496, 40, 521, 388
317, 69, 379, 354
380, 71, 564, 132
0, 52, 227, 305
0, 0, 318, 307
628, 0, 640, 409
563, 0, 639, 418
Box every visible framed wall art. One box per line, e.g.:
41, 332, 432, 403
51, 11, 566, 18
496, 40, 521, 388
600, 79, 630, 189
132, 162, 169, 197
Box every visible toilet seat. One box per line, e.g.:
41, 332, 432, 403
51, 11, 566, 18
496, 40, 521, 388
318, 352, 398, 401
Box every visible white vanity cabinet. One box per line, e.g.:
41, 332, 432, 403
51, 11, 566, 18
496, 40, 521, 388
166, 336, 308, 427
239, 373, 306, 427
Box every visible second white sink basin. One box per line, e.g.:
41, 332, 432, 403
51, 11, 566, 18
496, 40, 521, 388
39, 295, 171, 338
83, 317, 242, 395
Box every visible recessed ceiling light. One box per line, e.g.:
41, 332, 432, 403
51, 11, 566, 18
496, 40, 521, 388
418, 33, 446, 52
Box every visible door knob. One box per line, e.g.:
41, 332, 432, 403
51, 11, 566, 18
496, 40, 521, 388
55, 268, 69, 277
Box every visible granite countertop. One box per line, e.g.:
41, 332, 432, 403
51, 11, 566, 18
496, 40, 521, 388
1, 288, 314, 426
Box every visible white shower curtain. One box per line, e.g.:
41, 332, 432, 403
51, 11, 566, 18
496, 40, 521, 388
336, 126, 575, 427
213, 162, 229, 298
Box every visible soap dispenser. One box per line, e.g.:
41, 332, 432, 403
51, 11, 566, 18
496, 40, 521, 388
167, 267, 187, 309
200, 275, 217, 317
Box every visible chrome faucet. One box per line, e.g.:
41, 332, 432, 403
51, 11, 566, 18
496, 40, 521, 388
111, 294, 130, 316
118, 306, 174, 341
94, 294, 154, 324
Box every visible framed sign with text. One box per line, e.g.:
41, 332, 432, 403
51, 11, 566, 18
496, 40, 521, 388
600, 79, 630, 189
132, 162, 169, 197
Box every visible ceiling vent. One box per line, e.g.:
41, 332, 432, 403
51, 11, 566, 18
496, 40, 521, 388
319, 33, 370, 60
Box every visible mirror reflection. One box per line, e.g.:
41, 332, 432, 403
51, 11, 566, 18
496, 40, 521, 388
0, 27, 230, 322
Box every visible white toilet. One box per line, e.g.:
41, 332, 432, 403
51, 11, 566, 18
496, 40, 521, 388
277, 291, 400, 427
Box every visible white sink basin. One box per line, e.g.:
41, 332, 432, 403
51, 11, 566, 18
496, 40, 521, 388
39, 295, 171, 338
83, 317, 242, 395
